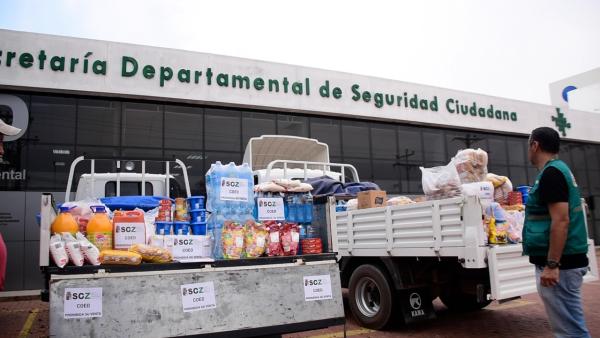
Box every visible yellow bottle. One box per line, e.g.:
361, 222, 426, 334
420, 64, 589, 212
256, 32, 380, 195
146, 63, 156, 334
86, 206, 113, 251
51, 206, 78, 235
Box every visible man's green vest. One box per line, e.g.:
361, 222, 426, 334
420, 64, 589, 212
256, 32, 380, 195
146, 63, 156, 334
523, 159, 588, 256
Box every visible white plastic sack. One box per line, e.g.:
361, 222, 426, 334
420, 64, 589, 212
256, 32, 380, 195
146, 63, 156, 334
346, 199, 358, 211
76, 232, 101, 265
255, 182, 286, 193
61, 232, 85, 266
287, 183, 314, 193
452, 148, 489, 184
420, 163, 462, 200
387, 196, 415, 206
49, 234, 68, 268
272, 179, 301, 189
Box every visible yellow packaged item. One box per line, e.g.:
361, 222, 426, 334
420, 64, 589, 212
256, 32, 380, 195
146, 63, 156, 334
244, 221, 268, 258
222, 221, 245, 259
99, 249, 142, 265
129, 244, 172, 263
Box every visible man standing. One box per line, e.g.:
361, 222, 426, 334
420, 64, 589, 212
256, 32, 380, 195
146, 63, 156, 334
523, 127, 590, 338
0, 117, 22, 290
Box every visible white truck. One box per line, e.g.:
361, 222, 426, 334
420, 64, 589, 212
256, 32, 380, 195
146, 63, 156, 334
39, 156, 345, 338
245, 135, 600, 330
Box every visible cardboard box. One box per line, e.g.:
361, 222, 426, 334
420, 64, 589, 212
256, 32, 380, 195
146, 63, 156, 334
357, 190, 387, 209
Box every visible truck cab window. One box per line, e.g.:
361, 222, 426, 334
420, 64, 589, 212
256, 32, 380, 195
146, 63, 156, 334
105, 182, 154, 197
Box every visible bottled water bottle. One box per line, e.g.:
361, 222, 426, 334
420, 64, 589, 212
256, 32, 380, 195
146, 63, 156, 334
205, 163, 215, 212
212, 161, 223, 212
304, 192, 313, 223
212, 210, 225, 259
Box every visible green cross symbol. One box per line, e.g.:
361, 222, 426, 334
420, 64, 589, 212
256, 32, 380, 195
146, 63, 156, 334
552, 108, 571, 137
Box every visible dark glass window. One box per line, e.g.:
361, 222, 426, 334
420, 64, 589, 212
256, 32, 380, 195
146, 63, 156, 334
205, 109, 241, 152
342, 121, 369, 158
204, 151, 243, 169
397, 126, 423, 163
310, 117, 341, 157
370, 123, 397, 160
277, 115, 308, 137
344, 158, 371, 183
105, 181, 153, 197
445, 132, 487, 159
165, 149, 205, 196
372, 159, 401, 194
29, 96, 76, 144
77, 99, 120, 146
122, 102, 163, 148
509, 166, 528, 187
242, 112, 276, 149
121, 148, 163, 160
165, 105, 203, 150
25, 144, 73, 190
487, 136, 507, 165
506, 137, 527, 166
422, 129, 445, 163
584, 145, 599, 170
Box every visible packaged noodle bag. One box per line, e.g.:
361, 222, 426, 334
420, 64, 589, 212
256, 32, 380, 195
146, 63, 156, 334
244, 220, 268, 258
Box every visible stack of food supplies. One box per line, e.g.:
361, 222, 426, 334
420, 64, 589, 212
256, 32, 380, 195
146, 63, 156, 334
254, 179, 319, 255
219, 219, 301, 259
49, 232, 101, 267
485, 173, 514, 205
419, 148, 525, 245
49, 199, 184, 267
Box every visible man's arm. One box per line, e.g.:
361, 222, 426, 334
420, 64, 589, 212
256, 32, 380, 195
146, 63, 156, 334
541, 202, 570, 287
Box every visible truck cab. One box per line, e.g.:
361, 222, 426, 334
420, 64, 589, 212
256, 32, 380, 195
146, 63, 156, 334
243, 135, 354, 183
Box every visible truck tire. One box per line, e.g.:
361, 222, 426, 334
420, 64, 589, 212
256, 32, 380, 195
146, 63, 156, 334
348, 264, 395, 330
439, 290, 491, 311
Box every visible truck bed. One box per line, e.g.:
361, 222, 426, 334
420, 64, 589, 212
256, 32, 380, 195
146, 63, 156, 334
332, 196, 489, 268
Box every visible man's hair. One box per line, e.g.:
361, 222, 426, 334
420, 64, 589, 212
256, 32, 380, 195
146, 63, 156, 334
530, 127, 560, 154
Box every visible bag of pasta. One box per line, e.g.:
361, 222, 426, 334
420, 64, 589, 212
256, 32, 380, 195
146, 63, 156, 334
244, 220, 268, 258
129, 243, 172, 263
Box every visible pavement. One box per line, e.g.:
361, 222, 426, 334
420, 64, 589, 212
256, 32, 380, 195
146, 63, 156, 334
1, 250, 598, 338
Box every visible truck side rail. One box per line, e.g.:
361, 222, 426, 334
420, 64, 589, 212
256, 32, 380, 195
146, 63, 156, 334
64, 156, 191, 202
331, 195, 488, 269
263, 160, 360, 183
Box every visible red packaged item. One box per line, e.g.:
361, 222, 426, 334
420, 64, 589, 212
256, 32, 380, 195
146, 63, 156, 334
280, 222, 300, 256
301, 238, 323, 254
265, 221, 283, 257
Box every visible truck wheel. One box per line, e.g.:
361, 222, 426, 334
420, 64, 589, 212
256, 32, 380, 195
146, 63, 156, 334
439, 291, 491, 311
348, 264, 395, 330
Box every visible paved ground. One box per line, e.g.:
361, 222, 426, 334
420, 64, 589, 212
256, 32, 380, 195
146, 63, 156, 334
1, 250, 598, 338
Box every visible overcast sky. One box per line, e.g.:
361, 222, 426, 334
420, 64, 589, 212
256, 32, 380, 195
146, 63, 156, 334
1, 0, 599, 105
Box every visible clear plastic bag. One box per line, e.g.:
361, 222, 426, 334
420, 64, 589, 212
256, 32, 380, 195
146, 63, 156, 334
452, 148, 489, 184
420, 163, 462, 200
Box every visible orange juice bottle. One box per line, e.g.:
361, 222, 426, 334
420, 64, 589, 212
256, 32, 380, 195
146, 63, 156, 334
51, 206, 78, 235
86, 206, 113, 251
